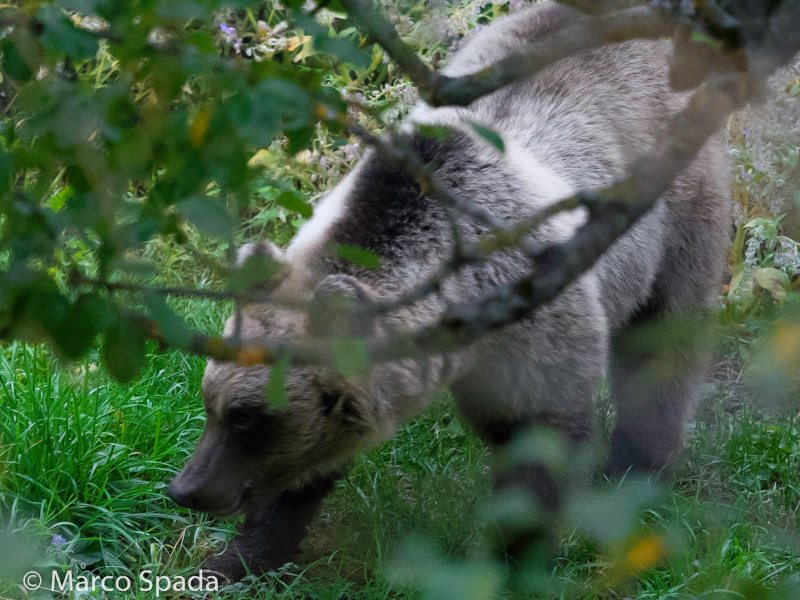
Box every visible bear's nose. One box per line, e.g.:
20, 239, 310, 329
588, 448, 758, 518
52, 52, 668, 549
167, 479, 198, 509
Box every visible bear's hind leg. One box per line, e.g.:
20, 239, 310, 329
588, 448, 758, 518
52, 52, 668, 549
452, 309, 606, 563
606, 137, 731, 476
606, 265, 721, 476
606, 318, 709, 476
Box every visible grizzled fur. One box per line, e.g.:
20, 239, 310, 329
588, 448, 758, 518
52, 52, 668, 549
169, 1, 732, 579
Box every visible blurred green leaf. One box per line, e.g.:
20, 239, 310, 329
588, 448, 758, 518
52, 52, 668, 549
482, 488, 542, 530
275, 190, 313, 218
38, 5, 99, 60
316, 36, 371, 69
469, 121, 505, 153
390, 537, 503, 600
144, 293, 192, 348
755, 267, 789, 300
18, 290, 107, 359
266, 355, 290, 409
0, 531, 40, 581
1, 37, 34, 82
332, 337, 370, 376
102, 314, 146, 382
416, 124, 455, 141
565, 478, 664, 545
177, 197, 235, 239
155, 0, 211, 22
336, 243, 380, 270
228, 251, 285, 293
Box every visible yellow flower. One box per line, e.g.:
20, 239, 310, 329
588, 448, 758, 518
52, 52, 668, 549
623, 534, 667, 574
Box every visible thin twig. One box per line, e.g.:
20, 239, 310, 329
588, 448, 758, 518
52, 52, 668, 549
337, 0, 437, 96
344, 121, 509, 231
339, 1, 676, 107
554, 0, 647, 14
71, 272, 307, 311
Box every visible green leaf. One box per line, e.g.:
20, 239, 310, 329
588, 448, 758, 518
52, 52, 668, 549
75, 292, 115, 330
336, 244, 380, 270
275, 190, 313, 218
332, 337, 371, 376
155, 0, 211, 22
37, 5, 99, 60
390, 538, 503, 600
482, 488, 542, 530
0, 38, 33, 82
265, 355, 290, 409
260, 79, 313, 131
177, 197, 235, 239
285, 126, 316, 155
755, 267, 789, 300
20, 291, 107, 359
102, 315, 146, 383
228, 251, 285, 293
315, 36, 371, 69
48, 186, 73, 212
689, 30, 725, 51
144, 293, 192, 348
416, 124, 455, 141
229, 78, 313, 147
0, 146, 14, 195
185, 30, 217, 54
565, 479, 663, 545
469, 121, 505, 153
56, 0, 101, 10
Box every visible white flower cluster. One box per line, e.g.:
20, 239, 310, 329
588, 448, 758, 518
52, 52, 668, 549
744, 218, 800, 278
217, 20, 295, 62
773, 242, 800, 276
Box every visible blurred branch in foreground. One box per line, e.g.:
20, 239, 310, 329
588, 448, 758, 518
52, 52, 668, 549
116, 0, 800, 368
1, 0, 797, 375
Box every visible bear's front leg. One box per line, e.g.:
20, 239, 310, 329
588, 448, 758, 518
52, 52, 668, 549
204, 474, 340, 582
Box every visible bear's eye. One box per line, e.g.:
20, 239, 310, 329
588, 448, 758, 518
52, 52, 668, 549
320, 391, 340, 416
228, 409, 256, 431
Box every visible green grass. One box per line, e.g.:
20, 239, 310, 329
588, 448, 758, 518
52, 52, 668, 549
0, 299, 798, 598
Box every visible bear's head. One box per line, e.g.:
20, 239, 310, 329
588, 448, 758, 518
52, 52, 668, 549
168, 242, 392, 515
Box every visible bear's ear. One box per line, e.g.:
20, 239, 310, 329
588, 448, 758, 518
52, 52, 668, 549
231, 241, 289, 294
309, 274, 376, 337
235, 241, 284, 267
313, 369, 369, 430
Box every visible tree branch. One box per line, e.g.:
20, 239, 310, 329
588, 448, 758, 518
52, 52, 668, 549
100, 1, 800, 370
344, 121, 509, 232
340, 1, 677, 108
136, 71, 750, 370
132, 313, 327, 366
368, 70, 752, 361
337, 0, 437, 94
554, 0, 647, 14
71, 273, 307, 311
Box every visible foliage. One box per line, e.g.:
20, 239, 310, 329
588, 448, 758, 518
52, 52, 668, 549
0, 0, 379, 372
0, 0, 798, 599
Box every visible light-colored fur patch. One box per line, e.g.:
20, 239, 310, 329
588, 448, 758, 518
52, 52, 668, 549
409, 102, 584, 242
281, 162, 365, 297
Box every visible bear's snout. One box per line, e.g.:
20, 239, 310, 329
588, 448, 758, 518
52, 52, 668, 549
167, 477, 200, 510
167, 472, 247, 515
